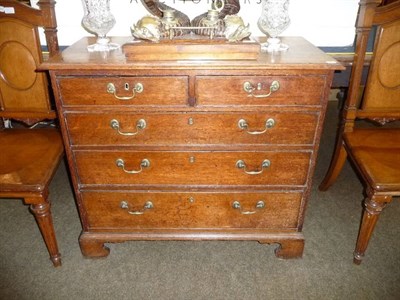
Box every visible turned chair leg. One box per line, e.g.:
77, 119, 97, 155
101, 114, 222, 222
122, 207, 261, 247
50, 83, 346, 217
319, 142, 348, 191
353, 192, 391, 265
26, 196, 61, 267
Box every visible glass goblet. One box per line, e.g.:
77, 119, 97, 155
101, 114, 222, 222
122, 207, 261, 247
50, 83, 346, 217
258, 0, 290, 52
81, 0, 120, 52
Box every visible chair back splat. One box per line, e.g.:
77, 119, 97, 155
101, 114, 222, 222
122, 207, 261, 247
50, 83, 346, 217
0, 0, 58, 124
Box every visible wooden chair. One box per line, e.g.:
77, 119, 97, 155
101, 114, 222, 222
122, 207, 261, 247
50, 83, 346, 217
0, 0, 63, 267
319, 0, 400, 264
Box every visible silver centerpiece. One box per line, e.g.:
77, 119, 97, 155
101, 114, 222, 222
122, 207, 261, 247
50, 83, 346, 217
258, 0, 290, 52
130, 0, 251, 43
81, 0, 120, 52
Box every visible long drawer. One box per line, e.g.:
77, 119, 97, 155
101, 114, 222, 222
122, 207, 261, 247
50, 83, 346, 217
81, 191, 303, 229
57, 76, 189, 106
196, 75, 326, 106
65, 111, 319, 146
74, 150, 311, 186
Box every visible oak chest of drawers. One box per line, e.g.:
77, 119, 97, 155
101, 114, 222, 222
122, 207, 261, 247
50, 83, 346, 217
43, 37, 342, 259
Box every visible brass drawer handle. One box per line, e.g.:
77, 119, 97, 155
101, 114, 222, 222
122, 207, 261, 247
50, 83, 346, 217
243, 80, 280, 98
236, 159, 270, 175
116, 158, 150, 174
107, 82, 144, 100
238, 118, 275, 135
232, 200, 265, 215
110, 119, 146, 136
120, 200, 153, 215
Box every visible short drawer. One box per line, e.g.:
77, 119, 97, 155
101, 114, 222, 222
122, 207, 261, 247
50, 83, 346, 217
196, 75, 326, 106
74, 150, 311, 187
57, 76, 189, 106
81, 191, 302, 229
65, 111, 319, 146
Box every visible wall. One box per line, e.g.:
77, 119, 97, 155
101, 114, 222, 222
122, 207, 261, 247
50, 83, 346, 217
31, 0, 360, 47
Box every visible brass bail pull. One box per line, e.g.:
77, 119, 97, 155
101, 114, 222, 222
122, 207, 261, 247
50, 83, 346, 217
238, 118, 275, 135
116, 158, 150, 174
110, 119, 147, 136
243, 80, 280, 98
232, 200, 265, 215
120, 200, 153, 215
107, 82, 144, 101
236, 159, 271, 175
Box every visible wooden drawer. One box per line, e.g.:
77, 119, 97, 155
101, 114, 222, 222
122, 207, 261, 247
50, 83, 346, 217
74, 150, 311, 186
65, 111, 319, 146
57, 76, 188, 106
81, 191, 302, 230
196, 75, 326, 106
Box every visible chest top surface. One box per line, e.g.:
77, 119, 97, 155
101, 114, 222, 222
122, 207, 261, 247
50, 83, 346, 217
41, 36, 343, 72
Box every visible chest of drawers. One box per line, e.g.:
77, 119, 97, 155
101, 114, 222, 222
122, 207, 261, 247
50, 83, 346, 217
43, 37, 342, 259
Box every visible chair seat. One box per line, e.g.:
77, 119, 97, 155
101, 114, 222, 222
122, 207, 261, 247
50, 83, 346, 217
0, 128, 64, 193
344, 128, 400, 192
